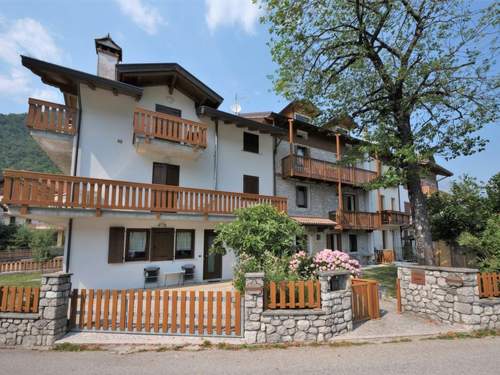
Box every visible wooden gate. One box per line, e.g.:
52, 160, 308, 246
351, 278, 380, 322
68, 288, 242, 337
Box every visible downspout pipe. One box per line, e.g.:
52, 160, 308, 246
66, 85, 83, 273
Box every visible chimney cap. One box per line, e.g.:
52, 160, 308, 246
95, 34, 122, 62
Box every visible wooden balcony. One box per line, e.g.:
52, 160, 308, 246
331, 210, 381, 230
1, 170, 287, 216
380, 210, 410, 226
133, 107, 208, 148
26, 98, 77, 136
282, 155, 377, 186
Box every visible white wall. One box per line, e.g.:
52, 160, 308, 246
69, 217, 235, 289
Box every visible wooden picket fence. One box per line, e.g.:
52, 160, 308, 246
68, 288, 242, 337
0, 257, 63, 274
266, 280, 321, 309
0, 286, 40, 313
351, 278, 380, 322
477, 272, 500, 298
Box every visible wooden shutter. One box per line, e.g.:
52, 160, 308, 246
108, 227, 125, 264
243, 175, 259, 194
166, 164, 180, 186
151, 228, 175, 261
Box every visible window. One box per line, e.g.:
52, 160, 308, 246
349, 234, 358, 253
243, 175, 259, 194
296, 186, 308, 208
175, 230, 195, 259
243, 132, 259, 153
295, 145, 309, 158
125, 229, 150, 261
153, 162, 179, 186
294, 113, 312, 123
344, 194, 356, 212
9, 216, 16, 225
155, 104, 181, 117
391, 197, 396, 211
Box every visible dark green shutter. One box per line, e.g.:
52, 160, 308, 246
108, 227, 125, 264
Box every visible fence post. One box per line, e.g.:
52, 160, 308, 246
244, 272, 265, 344
38, 272, 72, 345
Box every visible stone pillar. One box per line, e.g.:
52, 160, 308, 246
244, 272, 265, 344
38, 273, 72, 345
318, 270, 353, 338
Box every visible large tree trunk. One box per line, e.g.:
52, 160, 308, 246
407, 163, 435, 265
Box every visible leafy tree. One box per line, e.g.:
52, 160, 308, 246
459, 215, 500, 272
211, 204, 305, 258
0, 223, 17, 250
9, 225, 33, 249
485, 173, 500, 213
29, 230, 56, 261
426, 175, 489, 242
261, 0, 499, 264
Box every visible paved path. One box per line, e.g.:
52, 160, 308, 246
1, 337, 499, 375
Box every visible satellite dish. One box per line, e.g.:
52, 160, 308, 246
230, 102, 242, 115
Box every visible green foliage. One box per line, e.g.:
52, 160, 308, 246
0, 223, 17, 250
426, 175, 490, 242
458, 215, 500, 272
10, 225, 33, 249
486, 173, 500, 213
211, 204, 305, 258
0, 113, 60, 175
211, 205, 305, 292
30, 230, 56, 261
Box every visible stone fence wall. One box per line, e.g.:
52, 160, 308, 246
398, 265, 500, 330
244, 271, 353, 344
0, 273, 71, 347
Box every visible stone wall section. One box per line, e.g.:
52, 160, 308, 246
244, 271, 353, 344
398, 265, 500, 330
0, 273, 71, 347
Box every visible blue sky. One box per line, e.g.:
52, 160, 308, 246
0, 0, 498, 188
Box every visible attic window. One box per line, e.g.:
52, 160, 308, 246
296, 129, 308, 140
294, 113, 312, 123
156, 104, 181, 117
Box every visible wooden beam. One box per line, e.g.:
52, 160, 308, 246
288, 118, 294, 155
168, 75, 177, 95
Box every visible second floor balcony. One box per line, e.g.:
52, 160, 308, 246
282, 154, 377, 187
2, 170, 287, 217
330, 210, 381, 231
133, 107, 208, 159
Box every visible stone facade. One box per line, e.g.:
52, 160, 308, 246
0, 273, 72, 347
398, 265, 500, 329
244, 271, 353, 344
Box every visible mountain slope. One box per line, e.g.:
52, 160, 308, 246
0, 113, 60, 176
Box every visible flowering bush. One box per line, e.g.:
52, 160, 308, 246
289, 249, 361, 278
289, 251, 315, 279
313, 249, 361, 276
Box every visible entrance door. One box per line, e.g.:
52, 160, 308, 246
203, 230, 222, 280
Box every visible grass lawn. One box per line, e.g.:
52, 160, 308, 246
361, 265, 398, 297
0, 272, 42, 287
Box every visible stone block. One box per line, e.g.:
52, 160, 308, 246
454, 302, 472, 315
297, 320, 310, 331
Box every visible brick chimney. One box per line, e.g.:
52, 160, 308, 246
95, 34, 122, 80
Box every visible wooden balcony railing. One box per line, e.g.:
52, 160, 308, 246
26, 98, 77, 136
331, 210, 381, 230
1, 170, 287, 215
134, 107, 208, 148
282, 155, 377, 186
381, 210, 410, 226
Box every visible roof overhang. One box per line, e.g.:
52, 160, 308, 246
116, 63, 223, 108
291, 216, 337, 227
21, 55, 143, 100
198, 106, 287, 136
422, 161, 453, 177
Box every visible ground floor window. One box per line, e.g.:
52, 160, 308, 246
349, 234, 358, 252
175, 229, 195, 259
126, 229, 150, 261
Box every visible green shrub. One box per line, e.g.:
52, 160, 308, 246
9, 225, 33, 249
29, 230, 56, 261
0, 222, 17, 249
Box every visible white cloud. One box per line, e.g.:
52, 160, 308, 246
0, 18, 62, 102
114, 0, 165, 35
205, 0, 262, 34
